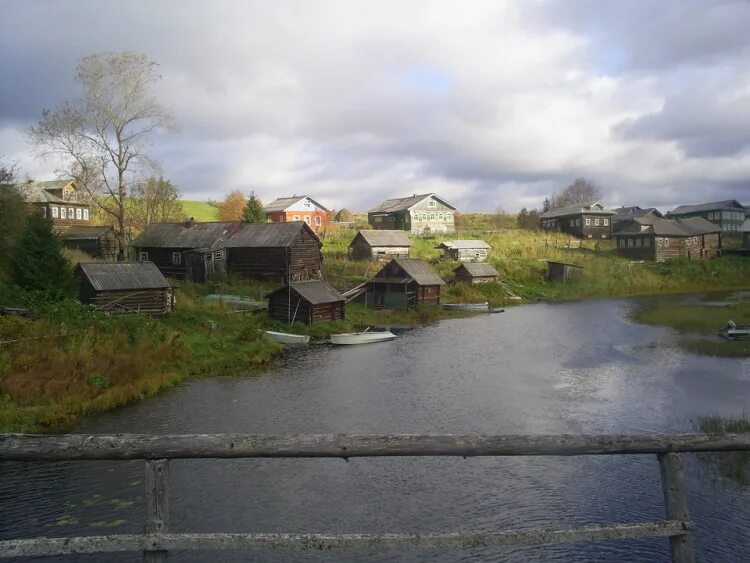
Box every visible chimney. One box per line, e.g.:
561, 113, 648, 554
184, 216, 194, 228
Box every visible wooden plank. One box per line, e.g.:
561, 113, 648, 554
0, 521, 691, 557
658, 453, 696, 563
143, 459, 169, 562
1, 433, 749, 461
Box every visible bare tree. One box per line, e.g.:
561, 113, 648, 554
551, 177, 602, 208
26, 52, 174, 248
129, 176, 184, 232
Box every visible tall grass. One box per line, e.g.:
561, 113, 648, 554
694, 414, 750, 487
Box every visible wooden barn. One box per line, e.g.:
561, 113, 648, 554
545, 261, 583, 283
223, 221, 323, 282
363, 258, 445, 309
439, 240, 491, 262
614, 217, 721, 261
453, 262, 498, 284
267, 280, 345, 325
348, 230, 411, 260
75, 262, 173, 317
59, 225, 118, 260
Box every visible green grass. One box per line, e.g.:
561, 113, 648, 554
181, 200, 219, 222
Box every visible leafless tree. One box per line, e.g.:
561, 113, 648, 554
129, 176, 184, 232
551, 177, 602, 207
26, 52, 175, 247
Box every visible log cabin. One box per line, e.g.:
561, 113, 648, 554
611, 206, 663, 230
363, 258, 445, 309
59, 225, 118, 260
368, 193, 456, 235
348, 230, 411, 260
540, 201, 616, 239
453, 262, 498, 284
267, 280, 345, 325
264, 195, 329, 233
75, 262, 172, 317
20, 179, 92, 234
743, 218, 750, 249
614, 217, 721, 261
667, 200, 746, 234
439, 240, 491, 262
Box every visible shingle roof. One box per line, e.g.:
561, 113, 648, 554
59, 225, 115, 240
540, 201, 616, 219
439, 240, 491, 250
615, 217, 720, 237
270, 280, 344, 305
352, 230, 411, 247
677, 216, 722, 235
222, 221, 320, 248
77, 262, 170, 291
264, 195, 329, 213
369, 193, 456, 213
455, 263, 498, 277
669, 200, 745, 215
132, 222, 242, 249
391, 258, 445, 285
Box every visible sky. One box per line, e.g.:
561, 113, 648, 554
1, 0, 750, 213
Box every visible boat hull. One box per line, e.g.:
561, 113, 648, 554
442, 302, 489, 312
330, 332, 397, 345
265, 331, 311, 345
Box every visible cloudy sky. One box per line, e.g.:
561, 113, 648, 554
2, 0, 749, 212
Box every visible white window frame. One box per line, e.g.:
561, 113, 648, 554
293, 215, 300, 221
315, 215, 322, 226
428, 200, 436, 207
51, 206, 59, 219
594, 218, 600, 226
446, 213, 452, 221
139, 251, 149, 262
664, 238, 670, 247
430, 213, 435, 220
68, 207, 75, 219
172, 252, 182, 265
83, 209, 89, 220
214, 250, 224, 261
75, 208, 82, 220
304, 216, 311, 225
603, 218, 609, 226
585, 218, 591, 226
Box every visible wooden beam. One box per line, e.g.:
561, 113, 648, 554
658, 453, 696, 563
1, 433, 749, 461
143, 459, 169, 562
0, 521, 691, 557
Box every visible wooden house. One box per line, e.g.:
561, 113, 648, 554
453, 262, 498, 284
75, 262, 172, 317
368, 193, 456, 234
363, 258, 445, 309
545, 261, 583, 283
20, 179, 91, 233
267, 280, 345, 325
540, 201, 616, 239
742, 218, 750, 249
59, 225, 118, 260
611, 206, 663, 229
614, 217, 721, 261
667, 200, 746, 234
264, 195, 329, 232
348, 230, 411, 260
439, 240, 491, 262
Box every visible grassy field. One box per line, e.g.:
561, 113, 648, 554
182, 200, 219, 221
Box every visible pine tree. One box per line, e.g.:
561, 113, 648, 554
241, 191, 266, 223
11, 213, 75, 297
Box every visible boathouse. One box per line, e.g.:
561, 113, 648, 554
453, 262, 498, 284
439, 240, 491, 262
545, 261, 583, 283
267, 280, 345, 325
348, 230, 411, 260
364, 257, 445, 308
75, 262, 173, 317
59, 225, 119, 260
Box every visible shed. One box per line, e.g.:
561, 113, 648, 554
267, 280, 345, 325
59, 225, 118, 259
453, 262, 498, 284
439, 240, 491, 262
363, 258, 445, 309
75, 262, 173, 317
545, 261, 583, 283
348, 230, 411, 259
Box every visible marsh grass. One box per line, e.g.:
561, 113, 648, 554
694, 414, 750, 487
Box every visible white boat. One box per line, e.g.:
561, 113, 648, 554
719, 321, 750, 340
265, 330, 311, 345
442, 302, 489, 312
330, 331, 397, 345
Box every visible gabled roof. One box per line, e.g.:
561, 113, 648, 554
742, 218, 750, 232
540, 201, 615, 219
369, 193, 456, 213
264, 195, 329, 213
59, 225, 116, 240
222, 221, 320, 248
389, 258, 445, 285
439, 240, 491, 250
615, 217, 720, 237
76, 262, 170, 291
455, 262, 498, 277
270, 280, 344, 305
611, 206, 663, 223
669, 200, 745, 215
132, 221, 242, 249
20, 179, 80, 204
677, 216, 722, 235
352, 230, 411, 247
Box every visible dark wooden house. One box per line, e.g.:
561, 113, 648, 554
59, 225, 118, 260
742, 218, 750, 249
75, 262, 172, 317
348, 230, 411, 260
21, 179, 92, 233
667, 200, 746, 233
363, 258, 445, 309
540, 201, 616, 239
453, 262, 498, 284
611, 206, 663, 229
614, 217, 721, 261
439, 240, 491, 262
545, 261, 583, 283
368, 193, 456, 234
267, 280, 345, 325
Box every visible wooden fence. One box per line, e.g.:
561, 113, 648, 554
2, 432, 750, 562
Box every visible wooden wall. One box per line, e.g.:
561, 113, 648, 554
78, 278, 171, 317
267, 292, 344, 324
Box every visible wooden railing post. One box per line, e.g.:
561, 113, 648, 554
143, 459, 169, 562
658, 453, 695, 563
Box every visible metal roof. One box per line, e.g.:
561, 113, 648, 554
132, 221, 242, 249
20, 180, 80, 204
540, 201, 616, 219
390, 258, 445, 285
368, 193, 457, 213
59, 225, 115, 240
222, 221, 320, 248
455, 263, 498, 277
439, 240, 491, 250
270, 280, 344, 305
352, 230, 411, 247
669, 200, 745, 215
77, 262, 170, 291
263, 195, 329, 213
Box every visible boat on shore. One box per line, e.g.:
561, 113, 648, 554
205, 294, 267, 310
265, 330, 311, 345
330, 331, 397, 345
719, 321, 750, 340
442, 302, 489, 312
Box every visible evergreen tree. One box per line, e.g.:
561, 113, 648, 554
0, 162, 27, 277
11, 213, 74, 297
542, 197, 551, 212
241, 191, 266, 223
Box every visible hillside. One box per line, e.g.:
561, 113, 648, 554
181, 200, 219, 221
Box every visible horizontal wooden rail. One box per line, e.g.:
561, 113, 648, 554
0, 521, 692, 557
2, 432, 749, 461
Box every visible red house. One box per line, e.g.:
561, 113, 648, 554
264, 195, 329, 232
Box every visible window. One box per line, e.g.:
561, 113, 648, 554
618, 238, 624, 248
636, 238, 642, 247
293, 215, 300, 221
304, 216, 311, 224
374, 216, 382, 223
627, 238, 634, 248
68, 207, 75, 219
603, 218, 609, 226
315, 215, 322, 226
430, 213, 435, 220
139, 251, 149, 262
214, 250, 224, 261
172, 252, 182, 265
594, 218, 600, 226
51, 206, 59, 218
585, 218, 591, 226
303, 199, 310, 207
664, 238, 670, 247
75, 208, 82, 220
446, 213, 452, 221
83, 209, 89, 220
428, 200, 436, 207
438, 213, 443, 220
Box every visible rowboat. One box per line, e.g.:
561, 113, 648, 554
330, 331, 397, 345
205, 294, 266, 310
442, 302, 489, 312
719, 321, 750, 340
265, 330, 311, 345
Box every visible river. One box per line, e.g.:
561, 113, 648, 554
2, 298, 749, 561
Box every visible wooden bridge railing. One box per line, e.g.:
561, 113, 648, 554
2, 432, 750, 562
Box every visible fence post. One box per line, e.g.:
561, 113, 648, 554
143, 459, 170, 562
658, 452, 695, 563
